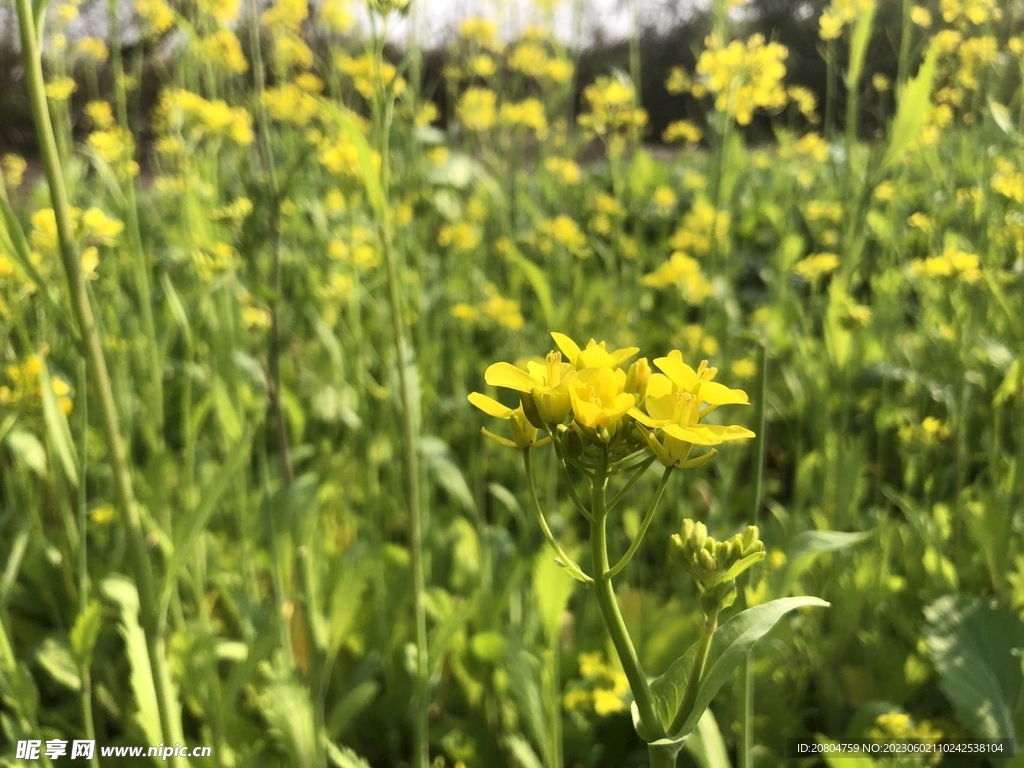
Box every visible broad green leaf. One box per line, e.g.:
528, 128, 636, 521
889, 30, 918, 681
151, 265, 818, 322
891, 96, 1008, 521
534, 550, 576, 643
881, 47, 938, 172
924, 595, 1024, 741
37, 357, 78, 487
101, 576, 166, 746
647, 597, 829, 742
327, 569, 367, 658
36, 637, 81, 692
684, 709, 732, 768
420, 435, 475, 514
212, 378, 243, 443
69, 600, 103, 668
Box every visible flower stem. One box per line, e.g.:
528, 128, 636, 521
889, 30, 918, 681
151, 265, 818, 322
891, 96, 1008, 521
524, 451, 593, 587
670, 605, 719, 736
607, 455, 657, 510
591, 446, 661, 739
549, 427, 594, 522
606, 466, 672, 580
13, 2, 185, 764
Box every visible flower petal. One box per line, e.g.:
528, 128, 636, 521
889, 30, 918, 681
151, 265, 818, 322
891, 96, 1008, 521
481, 427, 519, 448
654, 355, 699, 390
551, 332, 581, 365
699, 381, 750, 406
468, 391, 514, 418
485, 361, 538, 392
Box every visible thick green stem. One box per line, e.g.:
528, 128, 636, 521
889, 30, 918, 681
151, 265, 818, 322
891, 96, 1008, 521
647, 742, 680, 768
14, 3, 185, 765
606, 466, 672, 579
590, 446, 661, 738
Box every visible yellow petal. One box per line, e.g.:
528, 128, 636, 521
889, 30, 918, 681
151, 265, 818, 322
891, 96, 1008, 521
699, 380, 750, 406
551, 332, 581, 365
663, 423, 723, 446
469, 391, 513, 418
654, 355, 699, 390
484, 361, 537, 392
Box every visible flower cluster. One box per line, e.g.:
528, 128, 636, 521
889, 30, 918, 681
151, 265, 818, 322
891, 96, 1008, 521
469, 332, 754, 467
694, 34, 789, 125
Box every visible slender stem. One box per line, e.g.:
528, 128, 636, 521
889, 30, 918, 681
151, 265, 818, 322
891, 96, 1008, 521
370, 23, 429, 767
524, 451, 593, 587
590, 446, 661, 738
549, 427, 594, 521
607, 455, 657, 510
669, 605, 719, 736
76, 359, 99, 768
647, 742, 680, 768
606, 466, 673, 580
14, 2, 185, 764
738, 342, 768, 768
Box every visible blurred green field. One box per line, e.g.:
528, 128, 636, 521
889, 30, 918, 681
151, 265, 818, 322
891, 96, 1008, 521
2, 0, 1024, 766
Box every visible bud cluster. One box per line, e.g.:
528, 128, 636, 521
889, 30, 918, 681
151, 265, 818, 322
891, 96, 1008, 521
670, 521, 765, 613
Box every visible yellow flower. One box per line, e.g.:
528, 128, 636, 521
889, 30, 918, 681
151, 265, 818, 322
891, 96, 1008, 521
45, 76, 77, 101
630, 353, 753, 467
467, 394, 551, 449
592, 688, 625, 716
457, 87, 497, 132
551, 332, 638, 371
90, 504, 115, 525
794, 252, 840, 284
695, 33, 789, 125
2, 154, 27, 188
910, 5, 931, 26
482, 344, 575, 426
569, 366, 635, 441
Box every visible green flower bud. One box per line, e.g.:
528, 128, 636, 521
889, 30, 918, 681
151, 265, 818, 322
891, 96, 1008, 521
560, 424, 585, 458
741, 525, 761, 554
520, 391, 545, 429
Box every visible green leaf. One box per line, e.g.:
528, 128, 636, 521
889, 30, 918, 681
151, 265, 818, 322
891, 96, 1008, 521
325, 742, 372, 768
648, 597, 829, 742
325, 680, 379, 739
846, 3, 875, 90
101, 576, 165, 746
553, 556, 592, 587
4, 428, 47, 476
37, 357, 78, 487
504, 246, 556, 328
69, 600, 104, 668
420, 435, 475, 514
212, 378, 243, 443
988, 99, 1017, 137
35, 637, 81, 692
924, 595, 1024, 741
881, 47, 938, 172
683, 709, 732, 768
505, 734, 544, 768
781, 529, 871, 587
533, 549, 576, 643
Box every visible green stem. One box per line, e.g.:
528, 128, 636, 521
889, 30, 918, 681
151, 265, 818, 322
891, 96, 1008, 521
647, 742, 680, 768
370, 23, 429, 768
738, 342, 768, 768
669, 605, 719, 736
607, 455, 657, 510
524, 451, 593, 587
549, 427, 594, 522
13, 3, 185, 765
606, 466, 672, 579
590, 446, 661, 738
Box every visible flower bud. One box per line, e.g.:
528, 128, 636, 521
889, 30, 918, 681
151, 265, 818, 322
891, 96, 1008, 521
520, 391, 545, 429
625, 357, 650, 401
741, 525, 761, 554
510, 408, 539, 448
560, 424, 585, 458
